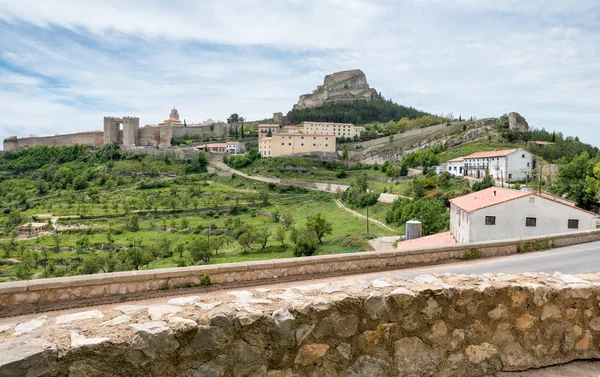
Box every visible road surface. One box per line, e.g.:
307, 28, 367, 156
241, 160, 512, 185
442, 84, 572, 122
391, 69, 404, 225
387, 240, 600, 279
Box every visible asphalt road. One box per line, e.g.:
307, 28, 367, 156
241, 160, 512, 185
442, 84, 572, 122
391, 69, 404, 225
387, 240, 600, 279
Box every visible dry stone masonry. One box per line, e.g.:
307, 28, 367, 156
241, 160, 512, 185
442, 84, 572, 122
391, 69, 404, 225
3, 273, 600, 376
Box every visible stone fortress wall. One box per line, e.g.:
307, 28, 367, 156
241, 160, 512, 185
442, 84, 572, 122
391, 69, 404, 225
4, 272, 600, 376
3, 110, 237, 152
2, 132, 104, 152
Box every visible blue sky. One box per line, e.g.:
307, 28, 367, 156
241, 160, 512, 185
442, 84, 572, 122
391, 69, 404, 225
1, 0, 600, 146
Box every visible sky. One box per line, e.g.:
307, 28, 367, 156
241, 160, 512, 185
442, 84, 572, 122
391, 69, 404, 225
1, 0, 600, 146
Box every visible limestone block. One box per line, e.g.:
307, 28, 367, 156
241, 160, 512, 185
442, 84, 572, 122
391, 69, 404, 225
346, 355, 391, 377
294, 344, 329, 366
209, 312, 233, 328
394, 337, 442, 377
364, 291, 388, 320
69, 331, 109, 348
147, 305, 182, 321
55, 310, 104, 324
12, 316, 47, 336
0, 337, 57, 377
466, 342, 498, 364
192, 326, 225, 350
128, 321, 180, 366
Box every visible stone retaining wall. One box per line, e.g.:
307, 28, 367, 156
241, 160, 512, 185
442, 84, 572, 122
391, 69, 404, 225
1, 230, 600, 316
4, 273, 600, 376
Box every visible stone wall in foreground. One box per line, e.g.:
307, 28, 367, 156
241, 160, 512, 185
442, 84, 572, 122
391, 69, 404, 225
2, 229, 600, 317
3, 273, 600, 376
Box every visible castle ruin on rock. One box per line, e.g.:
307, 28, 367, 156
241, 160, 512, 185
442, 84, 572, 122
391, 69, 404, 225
295, 69, 381, 110
3, 108, 233, 152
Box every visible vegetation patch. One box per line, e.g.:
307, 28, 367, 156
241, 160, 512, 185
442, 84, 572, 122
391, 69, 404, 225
517, 239, 552, 253
460, 248, 484, 260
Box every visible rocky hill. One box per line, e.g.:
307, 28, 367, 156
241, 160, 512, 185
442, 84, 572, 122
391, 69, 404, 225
294, 69, 380, 110
346, 112, 530, 164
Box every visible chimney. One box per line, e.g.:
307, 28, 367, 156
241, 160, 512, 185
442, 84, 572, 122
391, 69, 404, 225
494, 190, 497, 196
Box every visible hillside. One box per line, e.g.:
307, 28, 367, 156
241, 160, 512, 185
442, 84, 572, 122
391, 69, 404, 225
287, 99, 430, 125
346, 112, 598, 165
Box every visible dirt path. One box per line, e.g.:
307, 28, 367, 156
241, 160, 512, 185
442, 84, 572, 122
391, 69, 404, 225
334, 199, 396, 232
212, 162, 404, 203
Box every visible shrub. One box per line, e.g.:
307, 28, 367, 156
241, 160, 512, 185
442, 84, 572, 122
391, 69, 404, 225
200, 273, 212, 286
517, 239, 552, 253
460, 248, 483, 260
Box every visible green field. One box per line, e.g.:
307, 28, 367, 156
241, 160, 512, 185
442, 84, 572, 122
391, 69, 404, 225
0, 147, 399, 282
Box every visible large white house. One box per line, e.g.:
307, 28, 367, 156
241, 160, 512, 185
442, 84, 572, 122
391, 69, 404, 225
449, 187, 598, 243
446, 148, 533, 182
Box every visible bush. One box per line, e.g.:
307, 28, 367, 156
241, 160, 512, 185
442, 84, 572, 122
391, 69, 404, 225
292, 228, 318, 257
200, 273, 211, 286
460, 249, 483, 260
385, 197, 449, 236
336, 170, 348, 179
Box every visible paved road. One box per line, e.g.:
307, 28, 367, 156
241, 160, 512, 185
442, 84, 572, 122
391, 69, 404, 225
370, 240, 600, 280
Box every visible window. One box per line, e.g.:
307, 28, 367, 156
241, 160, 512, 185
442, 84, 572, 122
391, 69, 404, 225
288, 143, 291, 146
325, 144, 328, 147
313, 144, 316, 146
301, 136, 304, 139
526, 217, 537, 227
281, 143, 284, 146
313, 137, 316, 139
568, 219, 579, 229
527, 163, 530, 167
301, 143, 304, 146
485, 216, 496, 225
508, 174, 512, 179
522, 154, 525, 158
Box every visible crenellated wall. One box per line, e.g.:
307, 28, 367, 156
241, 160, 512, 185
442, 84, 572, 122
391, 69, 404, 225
3, 132, 104, 152
3, 273, 600, 376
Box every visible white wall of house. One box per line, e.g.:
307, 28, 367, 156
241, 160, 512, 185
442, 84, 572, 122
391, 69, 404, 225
505, 149, 533, 181
450, 203, 471, 243
447, 160, 465, 176
458, 149, 533, 182
464, 194, 597, 243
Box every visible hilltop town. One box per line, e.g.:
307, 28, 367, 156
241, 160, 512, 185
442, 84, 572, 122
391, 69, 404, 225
3, 73, 600, 377
0, 68, 599, 285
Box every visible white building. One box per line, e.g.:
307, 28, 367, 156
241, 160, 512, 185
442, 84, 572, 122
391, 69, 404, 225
449, 187, 598, 244
302, 121, 364, 139
446, 148, 533, 182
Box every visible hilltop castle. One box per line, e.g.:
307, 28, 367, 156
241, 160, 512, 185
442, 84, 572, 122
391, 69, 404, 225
3, 108, 231, 152
294, 69, 380, 110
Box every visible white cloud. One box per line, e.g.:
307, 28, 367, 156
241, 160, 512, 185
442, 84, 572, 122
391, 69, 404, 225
1, 0, 600, 146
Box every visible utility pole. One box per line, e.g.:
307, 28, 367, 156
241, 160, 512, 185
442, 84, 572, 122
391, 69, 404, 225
208, 222, 211, 255
366, 204, 370, 235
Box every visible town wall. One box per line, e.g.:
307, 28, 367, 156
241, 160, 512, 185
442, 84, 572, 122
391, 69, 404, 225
4, 272, 600, 376
2, 229, 600, 317
3, 132, 104, 152
138, 127, 162, 147
171, 123, 230, 139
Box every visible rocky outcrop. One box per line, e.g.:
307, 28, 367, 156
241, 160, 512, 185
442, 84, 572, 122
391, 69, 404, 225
4, 273, 600, 376
508, 112, 529, 131
295, 69, 380, 110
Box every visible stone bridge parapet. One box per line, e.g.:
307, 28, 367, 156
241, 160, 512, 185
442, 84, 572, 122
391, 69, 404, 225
3, 273, 600, 376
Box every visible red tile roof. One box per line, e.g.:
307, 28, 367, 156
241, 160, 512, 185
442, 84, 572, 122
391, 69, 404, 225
448, 157, 464, 162
260, 137, 272, 141
450, 187, 529, 213
450, 187, 599, 216
397, 232, 457, 250
463, 149, 519, 159
273, 133, 335, 137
